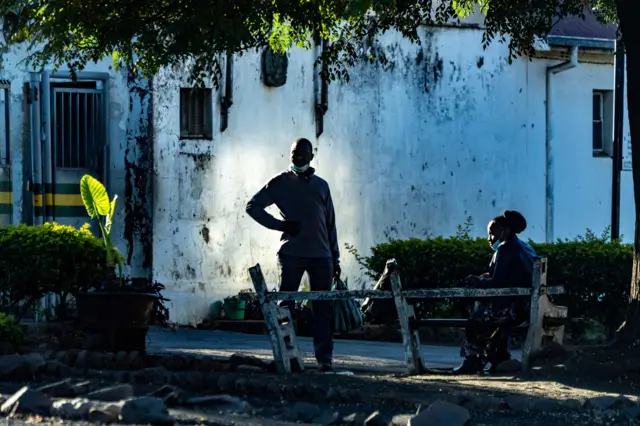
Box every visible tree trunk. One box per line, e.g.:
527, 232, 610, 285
614, 0, 640, 349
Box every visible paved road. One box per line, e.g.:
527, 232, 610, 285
147, 328, 522, 372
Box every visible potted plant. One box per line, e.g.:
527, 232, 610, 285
223, 294, 246, 320
74, 174, 168, 353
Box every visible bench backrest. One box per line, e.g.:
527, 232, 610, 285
532, 257, 548, 295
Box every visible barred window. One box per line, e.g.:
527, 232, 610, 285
180, 88, 213, 140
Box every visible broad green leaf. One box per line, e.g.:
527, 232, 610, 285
105, 195, 118, 233
80, 174, 110, 218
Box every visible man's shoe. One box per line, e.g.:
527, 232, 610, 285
318, 362, 334, 372
484, 354, 511, 374
452, 357, 484, 375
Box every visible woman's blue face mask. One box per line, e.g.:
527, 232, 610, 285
488, 223, 503, 251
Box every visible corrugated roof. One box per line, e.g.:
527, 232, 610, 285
549, 11, 617, 40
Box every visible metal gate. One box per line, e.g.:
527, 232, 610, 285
0, 80, 12, 226
49, 87, 104, 228
26, 71, 108, 229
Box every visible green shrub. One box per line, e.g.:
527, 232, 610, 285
0, 313, 26, 347
352, 227, 632, 336
0, 222, 107, 319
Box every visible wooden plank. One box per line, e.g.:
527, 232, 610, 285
249, 264, 304, 374
521, 258, 545, 371
261, 286, 565, 301
413, 318, 527, 329
388, 259, 425, 375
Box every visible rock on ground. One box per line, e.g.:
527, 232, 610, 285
0, 386, 52, 416
184, 394, 249, 412
364, 411, 388, 426
505, 395, 529, 411
51, 398, 95, 420
408, 400, 470, 426
23, 353, 46, 374
287, 402, 320, 423
0, 355, 28, 380
392, 414, 413, 426
120, 396, 174, 425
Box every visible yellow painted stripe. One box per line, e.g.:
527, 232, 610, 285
0, 191, 11, 204
53, 194, 84, 206
33, 194, 46, 207
33, 193, 84, 207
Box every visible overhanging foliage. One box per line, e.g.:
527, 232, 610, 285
0, 0, 620, 85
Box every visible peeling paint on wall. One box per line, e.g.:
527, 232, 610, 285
124, 69, 154, 272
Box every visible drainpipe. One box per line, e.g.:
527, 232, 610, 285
611, 41, 625, 241
545, 45, 579, 243
40, 71, 53, 223
29, 72, 43, 226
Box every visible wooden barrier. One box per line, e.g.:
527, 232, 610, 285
248, 257, 567, 374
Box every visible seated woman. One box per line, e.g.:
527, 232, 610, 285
453, 210, 537, 374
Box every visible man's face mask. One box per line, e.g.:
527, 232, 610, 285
290, 163, 310, 174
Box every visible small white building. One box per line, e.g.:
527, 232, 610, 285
0, 14, 633, 325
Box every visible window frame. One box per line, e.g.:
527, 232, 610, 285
592, 91, 605, 154
179, 88, 213, 141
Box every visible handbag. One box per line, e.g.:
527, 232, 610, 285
332, 278, 364, 333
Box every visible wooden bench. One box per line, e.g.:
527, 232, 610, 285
248, 257, 567, 374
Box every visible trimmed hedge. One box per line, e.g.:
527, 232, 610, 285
355, 229, 631, 336
0, 223, 106, 319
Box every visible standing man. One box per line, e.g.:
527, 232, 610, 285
246, 138, 340, 371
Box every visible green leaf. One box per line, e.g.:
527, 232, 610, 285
80, 174, 110, 218
344, 0, 371, 18
105, 194, 118, 234
112, 51, 121, 69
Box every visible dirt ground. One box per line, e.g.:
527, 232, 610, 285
2, 348, 639, 426
10, 324, 640, 425
242, 345, 640, 425
145, 328, 640, 424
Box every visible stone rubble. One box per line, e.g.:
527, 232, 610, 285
1, 350, 640, 425
120, 396, 173, 425
0, 386, 52, 416
504, 395, 529, 411
183, 393, 250, 411
88, 405, 121, 424
408, 400, 470, 426
51, 397, 96, 420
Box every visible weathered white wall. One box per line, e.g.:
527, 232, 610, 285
546, 59, 616, 241
152, 27, 629, 325
620, 63, 635, 242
